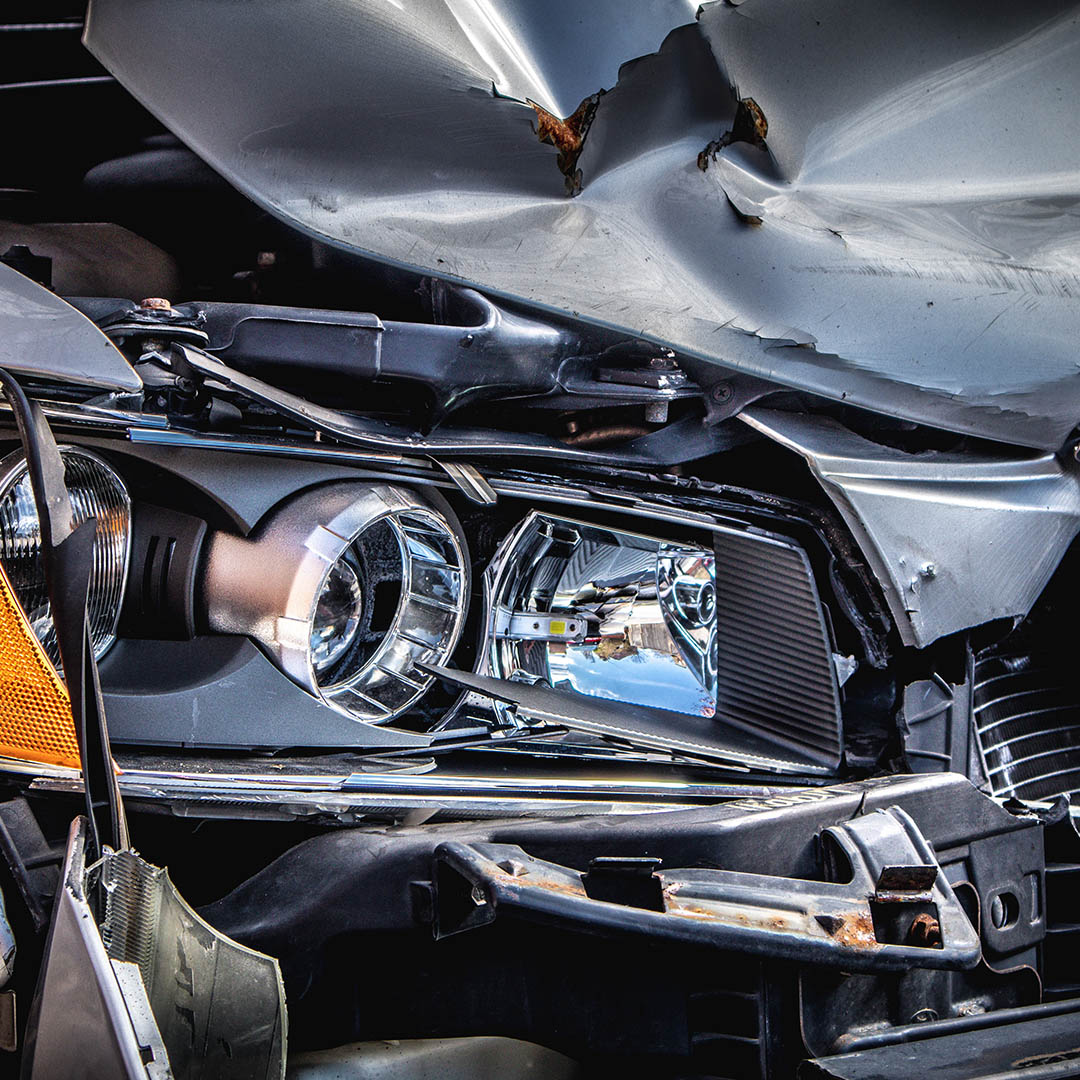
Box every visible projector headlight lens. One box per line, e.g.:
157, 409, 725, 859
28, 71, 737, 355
311, 557, 364, 673
0, 446, 131, 667
485, 513, 718, 719
205, 484, 468, 724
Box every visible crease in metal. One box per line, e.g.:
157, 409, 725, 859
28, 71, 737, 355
81, 0, 1080, 450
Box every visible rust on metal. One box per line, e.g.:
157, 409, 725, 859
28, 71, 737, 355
529, 95, 601, 195
818, 910, 880, 950
663, 894, 799, 934
139, 296, 173, 311
563, 424, 652, 447
698, 96, 769, 171
493, 869, 587, 901
906, 911, 943, 948
876, 864, 937, 898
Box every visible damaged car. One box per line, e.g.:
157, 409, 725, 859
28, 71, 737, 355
0, 0, 1079, 1076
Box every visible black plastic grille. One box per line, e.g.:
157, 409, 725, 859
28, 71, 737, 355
714, 529, 843, 768
973, 651, 1080, 803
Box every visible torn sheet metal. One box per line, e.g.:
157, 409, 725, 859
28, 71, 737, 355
27, 818, 167, 1079
84, 0, 1080, 449
0, 262, 142, 392
741, 407, 1080, 648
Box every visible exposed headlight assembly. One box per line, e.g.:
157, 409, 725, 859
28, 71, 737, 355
484, 512, 844, 770
205, 483, 468, 723
0, 446, 131, 666
488, 514, 718, 720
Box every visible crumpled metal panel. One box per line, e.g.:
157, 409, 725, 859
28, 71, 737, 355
741, 407, 1080, 648
83, 0, 1080, 449
0, 263, 142, 392
27, 819, 166, 1079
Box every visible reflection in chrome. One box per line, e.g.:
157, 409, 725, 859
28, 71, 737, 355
488, 513, 717, 719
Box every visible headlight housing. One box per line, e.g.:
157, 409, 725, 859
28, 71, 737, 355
205, 483, 468, 723
483, 510, 844, 769
487, 513, 718, 719
0, 445, 131, 666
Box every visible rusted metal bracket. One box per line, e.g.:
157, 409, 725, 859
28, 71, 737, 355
433, 806, 981, 973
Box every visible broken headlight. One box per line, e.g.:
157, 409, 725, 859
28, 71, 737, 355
0, 445, 131, 666
486, 513, 718, 719
204, 482, 468, 723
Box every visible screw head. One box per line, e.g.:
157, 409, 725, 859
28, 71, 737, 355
711, 383, 734, 404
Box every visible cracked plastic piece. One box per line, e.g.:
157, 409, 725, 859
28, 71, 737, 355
25, 816, 287, 1079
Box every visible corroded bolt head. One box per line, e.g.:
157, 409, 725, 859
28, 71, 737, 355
906, 912, 942, 947
139, 297, 172, 311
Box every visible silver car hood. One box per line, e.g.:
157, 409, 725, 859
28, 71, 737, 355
83, 0, 1080, 450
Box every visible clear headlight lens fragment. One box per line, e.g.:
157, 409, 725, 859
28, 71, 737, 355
0, 446, 131, 666
486, 513, 717, 718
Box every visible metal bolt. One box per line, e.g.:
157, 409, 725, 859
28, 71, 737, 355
906, 912, 942, 947
139, 297, 172, 311
919, 562, 937, 580
710, 383, 734, 404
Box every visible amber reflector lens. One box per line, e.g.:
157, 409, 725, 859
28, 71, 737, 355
0, 561, 80, 768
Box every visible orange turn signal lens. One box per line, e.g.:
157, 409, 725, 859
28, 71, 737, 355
0, 561, 80, 768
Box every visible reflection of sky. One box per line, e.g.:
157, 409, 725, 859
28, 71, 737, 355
549, 644, 715, 718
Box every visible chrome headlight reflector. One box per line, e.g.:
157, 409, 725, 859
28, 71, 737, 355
0, 446, 131, 666
487, 514, 718, 719
205, 483, 468, 724
484, 510, 845, 769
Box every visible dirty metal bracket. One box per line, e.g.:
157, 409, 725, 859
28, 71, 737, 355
432, 806, 981, 973
167, 343, 732, 466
